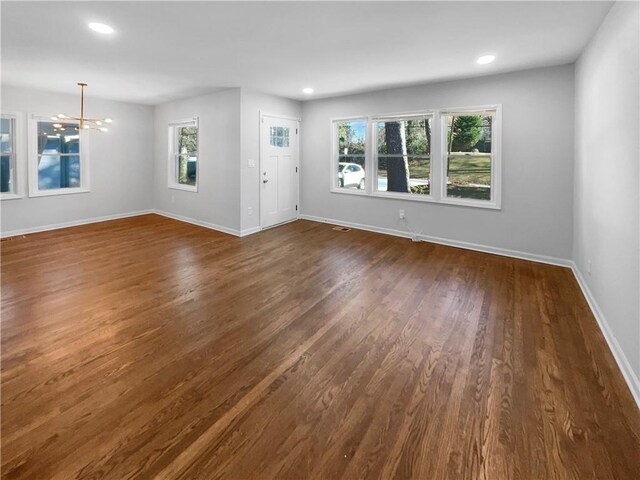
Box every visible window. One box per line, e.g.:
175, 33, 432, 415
28, 116, 89, 197
168, 118, 198, 191
330, 106, 501, 209
442, 108, 499, 205
374, 115, 432, 197
333, 118, 366, 191
270, 126, 290, 147
1, 114, 20, 199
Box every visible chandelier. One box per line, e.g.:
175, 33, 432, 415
50, 83, 112, 132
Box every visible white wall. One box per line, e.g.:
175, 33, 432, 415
301, 65, 575, 261
240, 89, 301, 233
0, 85, 154, 234
574, 1, 640, 387
153, 89, 242, 233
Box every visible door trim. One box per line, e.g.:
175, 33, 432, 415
259, 112, 301, 230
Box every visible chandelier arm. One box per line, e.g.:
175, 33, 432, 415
80, 83, 85, 129
56, 84, 111, 132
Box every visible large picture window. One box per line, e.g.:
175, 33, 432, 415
374, 115, 432, 197
330, 106, 501, 209
28, 116, 89, 197
333, 119, 366, 191
168, 118, 198, 192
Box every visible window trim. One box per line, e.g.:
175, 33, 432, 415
1, 112, 25, 200
330, 116, 369, 196
371, 111, 435, 201
168, 117, 199, 193
439, 105, 502, 210
329, 105, 502, 210
27, 114, 90, 198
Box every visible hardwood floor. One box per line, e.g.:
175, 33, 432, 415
1, 214, 639, 479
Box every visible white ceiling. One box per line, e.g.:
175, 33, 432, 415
1, 1, 613, 105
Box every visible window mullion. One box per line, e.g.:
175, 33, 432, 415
433, 111, 444, 202
367, 117, 374, 195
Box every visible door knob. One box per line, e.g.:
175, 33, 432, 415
263, 179, 269, 183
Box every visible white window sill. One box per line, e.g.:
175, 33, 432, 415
29, 187, 90, 198
370, 191, 435, 203
330, 187, 368, 196
169, 183, 198, 193
438, 197, 501, 210
331, 188, 501, 210
1, 193, 22, 201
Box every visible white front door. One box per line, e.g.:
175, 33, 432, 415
261, 115, 299, 229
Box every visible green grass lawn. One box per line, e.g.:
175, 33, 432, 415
378, 157, 431, 179
447, 154, 491, 200
376, 154, 492, 200
447, 154, 491, 185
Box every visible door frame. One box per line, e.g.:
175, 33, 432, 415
259, 111, 301, 230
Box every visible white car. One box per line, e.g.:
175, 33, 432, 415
338, 162, 365, 189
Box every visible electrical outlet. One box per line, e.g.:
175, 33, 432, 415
247, 158, 256, 168
399, 209, 405, 219
171, 195, 175, 204
587, 260, 592, 275
247, 206, 253, 216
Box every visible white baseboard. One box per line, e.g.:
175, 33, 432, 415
0, 210, 154, 239
571, 264, 640, 409
153, 210, 243, 237
240, 226, 262, 237
299, 214, 572, 268
1, 209, 260, 240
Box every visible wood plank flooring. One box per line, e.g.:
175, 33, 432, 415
1, 214, 639, 479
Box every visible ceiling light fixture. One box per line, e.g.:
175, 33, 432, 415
477, 55, 496, 65
50, 83, 112, 132
88, 22, 114, 34
303, 87, 314, 94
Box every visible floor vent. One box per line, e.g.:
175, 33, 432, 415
332, 226, 351, 232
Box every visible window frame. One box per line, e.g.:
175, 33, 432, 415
439, 105, 502, 209
28, 114, 90, 198
371, 111, 435, 202
329, 105, 502, 210
168, 117, 199, 193
1, 112, 25, 200
330, 116, 369, 196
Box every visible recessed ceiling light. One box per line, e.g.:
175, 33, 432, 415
88, 22, 114, 34
303, 87, 314, 94
477, 55, 496, 65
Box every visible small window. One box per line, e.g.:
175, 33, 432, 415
1, 115, 18, 197
28, 117, 88, 197
334, 119, 366, 191
270, 126, 290, 148
168, 118, 198, 191
375, 115, 432, 196
37, 121, 80, 190
442, 109, 497, 203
